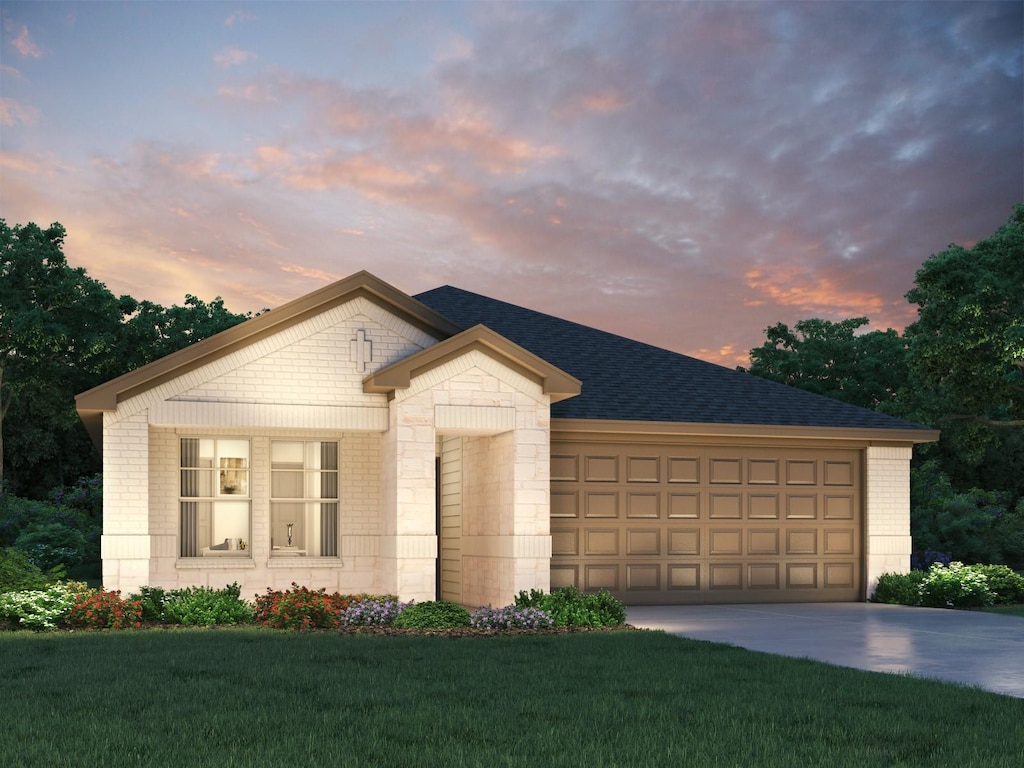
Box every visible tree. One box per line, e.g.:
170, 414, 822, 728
903, 205, 1024, 463
0, 220, 130, 492
1, 220, 255, 495
740, 317, 908, 410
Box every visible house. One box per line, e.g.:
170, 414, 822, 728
76, 271, 937, 607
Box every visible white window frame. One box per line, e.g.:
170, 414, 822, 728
269, 440, 340, 558
178, 437, 251, 558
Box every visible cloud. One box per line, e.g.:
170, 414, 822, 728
8, 24, 43, 58
214, 46, 256, 67
0, 97, 40, 127
224, 11, 258, 28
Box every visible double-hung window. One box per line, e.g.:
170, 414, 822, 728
270, 441, 339, 557
179, 438, 251, 557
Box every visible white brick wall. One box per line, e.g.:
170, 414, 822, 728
865, 445, 913, 598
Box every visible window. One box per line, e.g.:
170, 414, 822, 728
179, 438, 250, 558
270, 441, 339, 557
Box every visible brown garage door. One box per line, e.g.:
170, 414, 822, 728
550, 441, 862, 604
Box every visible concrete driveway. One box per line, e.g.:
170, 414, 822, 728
626, 602, 1024, 698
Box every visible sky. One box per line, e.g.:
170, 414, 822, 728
2, 1, 1022, 367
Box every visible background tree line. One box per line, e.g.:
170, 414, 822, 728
741, 205, 1024, 568
1, 219, 255, 578
1, 208, 1022, 578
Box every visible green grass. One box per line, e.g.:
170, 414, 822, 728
1, 629, 1021, 767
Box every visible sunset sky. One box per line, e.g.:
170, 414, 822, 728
2, 1, 1021, 366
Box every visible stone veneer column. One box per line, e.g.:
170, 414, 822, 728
381, 399, 438, 602
100, 413, 151, 593
864, 445, 913, 599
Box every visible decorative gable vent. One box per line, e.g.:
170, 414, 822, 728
350, 329, 373, 373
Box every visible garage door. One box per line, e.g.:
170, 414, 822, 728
550, 441, 862, 604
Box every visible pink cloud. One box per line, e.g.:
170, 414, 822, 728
214, 46, 257, 67
9, 25, 43, 58
0, 97, 40, 127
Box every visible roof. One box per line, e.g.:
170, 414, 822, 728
363, 324, 580, 402
415, 285, 935, 435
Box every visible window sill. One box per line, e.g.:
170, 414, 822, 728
177, 559, 256, 569
267, 557, 343, 568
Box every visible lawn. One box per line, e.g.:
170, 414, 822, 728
1, 629, 1021, 768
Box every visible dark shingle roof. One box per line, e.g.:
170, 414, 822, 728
415, 285, 929, 431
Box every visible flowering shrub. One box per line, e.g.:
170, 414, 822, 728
254, 584, 347, 631
919, 561, 995, 609
338, 598, 407, 627
961, 565, 1024, 605
67, 590, 143, 630
0, 581, 87, 630
470, 605, 554, 630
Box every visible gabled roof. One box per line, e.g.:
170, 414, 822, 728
76, 271, 463, 446
363, 324, 581, 402
415, 285, 937, 437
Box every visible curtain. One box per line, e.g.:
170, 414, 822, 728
321, 442, 339, 557
180, 438, 200, 557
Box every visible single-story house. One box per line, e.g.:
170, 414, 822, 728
76, 271, 937, 607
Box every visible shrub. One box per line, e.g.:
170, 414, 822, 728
965, 564, 1024, 605
918, 562, 995, 609
0, 581, 86, 630
67, 590, 143, 630
0, 484, 101, 576
392, 600, 470, 629
338, 598, 406, 627
514, 586, 626, 627
128, 586, 169, 623
470, 605, 554, 630
0, 546, 63, 593
253, 584, 347, 631
163, 582, 254, 626
870, 571, 927, 605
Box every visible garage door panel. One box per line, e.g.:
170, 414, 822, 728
585, 491, 618, 518
749, 494, 779, 519
748, 459, 779, 485
626, 492, 659, 518
551, 491, 579, 519
627, 456, 660, 483
786, 529, 818, 555
709, 494, 742, 518
824, 495, 855, 519
668, 528, 700, 555
584, 564, 619, 591
551, 529, 579, 556
786, 563, 818, 588
551, 454, 579, 482
668, 564, 700, 590
709, 458, 742, 484
748, 563, 780, 589
585, 456, 618, 482
709, 563, 743, 589
668, 493, 700, 518
748, 529, 780, 555
551, 565, 577, 590
584, 528, 618, 556
786, 495, 817, 519
824, 461, 854, 486
668, 457, 700, 483
824, 529, 855, 555
709, 528, 743, 555
626, 529, 661, 556
552, 442, 862, 605
626, 564, 660, 591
